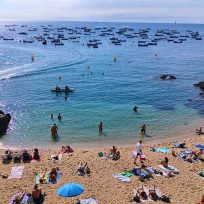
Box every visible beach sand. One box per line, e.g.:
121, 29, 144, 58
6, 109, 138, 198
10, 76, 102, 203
0, 135, 203, 204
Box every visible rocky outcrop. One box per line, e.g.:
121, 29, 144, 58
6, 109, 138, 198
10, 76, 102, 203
155, 74, 176, 80
0, 110, 11, 134
194, 81, 204, 89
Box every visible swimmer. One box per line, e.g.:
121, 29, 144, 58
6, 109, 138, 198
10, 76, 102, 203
133, 106, 138, 112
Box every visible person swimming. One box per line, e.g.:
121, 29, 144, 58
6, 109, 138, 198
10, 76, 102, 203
133, 106, 138, 112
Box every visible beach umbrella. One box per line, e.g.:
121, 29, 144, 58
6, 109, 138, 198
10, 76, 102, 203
195, 144, 204, 150
57, 183, 84, 197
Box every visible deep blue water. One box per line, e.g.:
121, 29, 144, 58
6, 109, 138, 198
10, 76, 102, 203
0, 21, 204, 148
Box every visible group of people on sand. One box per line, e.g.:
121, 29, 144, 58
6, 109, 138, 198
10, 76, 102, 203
13, 184, 44, 204
2, 148, 40, 163
172, 148, 203, 162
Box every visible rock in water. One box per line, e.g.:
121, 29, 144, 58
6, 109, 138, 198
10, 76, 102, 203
194, 81, 204, 89
0, 110, 11, 134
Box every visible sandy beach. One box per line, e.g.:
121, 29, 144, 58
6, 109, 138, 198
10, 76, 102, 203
0, 134, 203, 204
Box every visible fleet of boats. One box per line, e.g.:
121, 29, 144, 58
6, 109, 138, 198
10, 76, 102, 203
0, 24, 203, 48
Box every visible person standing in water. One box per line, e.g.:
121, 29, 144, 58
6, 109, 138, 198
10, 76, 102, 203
51, 123, 58, 139
98, 122, 103, 133
141, 124, 146, 134
58, 113, 62, 121
50, 114, 54, 120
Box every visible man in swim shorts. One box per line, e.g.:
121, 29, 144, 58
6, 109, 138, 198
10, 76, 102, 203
51, 123, 58, 139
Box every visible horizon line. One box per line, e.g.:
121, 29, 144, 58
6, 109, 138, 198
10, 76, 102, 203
0, 19, 204, 25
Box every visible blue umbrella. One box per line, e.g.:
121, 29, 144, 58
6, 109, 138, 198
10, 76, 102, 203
57, 183, 84, 197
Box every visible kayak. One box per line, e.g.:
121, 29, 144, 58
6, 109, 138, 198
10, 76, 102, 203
51, 89, 74, 93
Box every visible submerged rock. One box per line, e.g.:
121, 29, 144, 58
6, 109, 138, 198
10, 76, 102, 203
155, 74, 176, 80
0, 110, 11, 134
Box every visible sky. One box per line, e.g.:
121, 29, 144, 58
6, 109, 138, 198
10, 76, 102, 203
0, 0, 203, 23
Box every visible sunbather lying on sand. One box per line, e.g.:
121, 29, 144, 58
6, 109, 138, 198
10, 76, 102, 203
192, 149, 203, 160
49, 168, 59, 183
195, 127, 204, 135
161, 157, 169, 168
39, 169, 47, 183
76, 162, 90, 176
13, 190, 26, 204
61, 145, 73, 154
149, 185, 159, 201
196, 195, 204, 204
133, 185, 148, 201
111, 146, 120, 160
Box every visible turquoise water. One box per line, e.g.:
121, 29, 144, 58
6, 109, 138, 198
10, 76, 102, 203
0, 21, 204, 148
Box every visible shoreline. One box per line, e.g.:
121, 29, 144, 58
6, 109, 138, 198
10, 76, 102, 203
0, 116, 203, 150
0, 122, 201, 151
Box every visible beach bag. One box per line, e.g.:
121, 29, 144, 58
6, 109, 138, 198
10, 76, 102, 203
199, 171, 204, 177
159, 195, 170, 203
98, 152, 103, 157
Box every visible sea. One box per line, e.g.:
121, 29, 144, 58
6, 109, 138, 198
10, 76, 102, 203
0, 21, 204, 149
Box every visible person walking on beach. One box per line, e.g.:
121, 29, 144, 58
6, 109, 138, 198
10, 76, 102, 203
141, 124, 146, 134
51, 123, 58, 139
98, 122, 103, 133
134, 140, 143, 165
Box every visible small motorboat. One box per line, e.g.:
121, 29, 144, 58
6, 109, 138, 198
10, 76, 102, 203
51, 88, 74, 93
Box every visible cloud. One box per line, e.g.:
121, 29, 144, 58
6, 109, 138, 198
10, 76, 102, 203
0, 0, 203, 23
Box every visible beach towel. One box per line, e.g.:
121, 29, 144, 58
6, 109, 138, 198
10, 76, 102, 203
80, 197, 99, 204
8, 166, 24, 179
158, 165, 179, 173
195, 144, 204, 150
133, 187, 161, 202
150, 148, 170, 153
9, 192, 30, 204
112, 173, 131, 183
121, 171, 133, 177
180, 150, 193, 155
